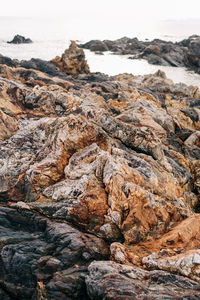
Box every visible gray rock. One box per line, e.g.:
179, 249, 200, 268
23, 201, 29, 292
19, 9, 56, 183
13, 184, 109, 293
7, 34, 33, 44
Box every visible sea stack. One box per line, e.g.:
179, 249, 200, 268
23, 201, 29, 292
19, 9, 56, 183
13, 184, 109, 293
7, 34, 33, 44
51, 40, 90, 77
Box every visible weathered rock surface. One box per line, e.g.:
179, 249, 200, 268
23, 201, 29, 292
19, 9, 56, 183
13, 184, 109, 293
0, 207, 109, 299
86, 261, 200, 299
79, 35, 200, 74
0, 41, 89, 80
0, 49, 200, 298
7, 34, 33, 44
51, 41, 90, 77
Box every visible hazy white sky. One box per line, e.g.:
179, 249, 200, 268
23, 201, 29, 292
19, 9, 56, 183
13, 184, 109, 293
1, 0, 200, 20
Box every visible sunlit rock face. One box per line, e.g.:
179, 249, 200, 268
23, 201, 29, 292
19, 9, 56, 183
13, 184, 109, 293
51, 41, 90, 77
0, 50, 200, 298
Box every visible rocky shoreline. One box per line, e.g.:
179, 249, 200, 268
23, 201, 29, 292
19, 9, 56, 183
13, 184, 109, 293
79, 35, 200, 74
0, 42, 200, 299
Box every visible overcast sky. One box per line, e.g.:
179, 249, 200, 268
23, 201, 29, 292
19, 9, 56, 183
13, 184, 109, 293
1, 0, 200, 20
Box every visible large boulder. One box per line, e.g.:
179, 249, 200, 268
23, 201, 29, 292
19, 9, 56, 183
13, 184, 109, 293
0, 54, 18, 67
51, 41, 90, 77
79, 40, 109, 52
7, 34, 33, 44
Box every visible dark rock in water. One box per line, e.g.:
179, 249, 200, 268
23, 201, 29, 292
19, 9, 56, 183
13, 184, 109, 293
7, 34, 33, 44
79, 35, 200, 74
79, 40, 109, 52
179, 35, 200, 58
145, 53, 169, 66
0, 54, 18, 67
95, 51, 104, 55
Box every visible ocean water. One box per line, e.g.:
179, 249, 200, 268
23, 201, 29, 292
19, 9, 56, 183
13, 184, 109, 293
0, 16, 200, 86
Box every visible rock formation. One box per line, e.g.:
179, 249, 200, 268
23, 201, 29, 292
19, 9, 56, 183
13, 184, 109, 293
79, 35, 200, 74
51, 41, 90, 77
7, 34, 33, 44
0, 49, 200, 299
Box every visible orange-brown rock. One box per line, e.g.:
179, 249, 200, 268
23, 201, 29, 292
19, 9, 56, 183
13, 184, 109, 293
0, 80, 23, 141
51, 41, 90, 77
0, 52, 200, 298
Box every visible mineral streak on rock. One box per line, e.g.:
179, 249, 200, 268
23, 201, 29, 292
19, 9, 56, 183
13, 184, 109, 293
86, 261, 200, 299
0, 48, 200, 299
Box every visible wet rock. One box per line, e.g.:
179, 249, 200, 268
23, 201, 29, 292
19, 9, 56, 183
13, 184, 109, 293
7, 34, 33, 44
80, 35, 200, 74
79, 40, 109, 52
